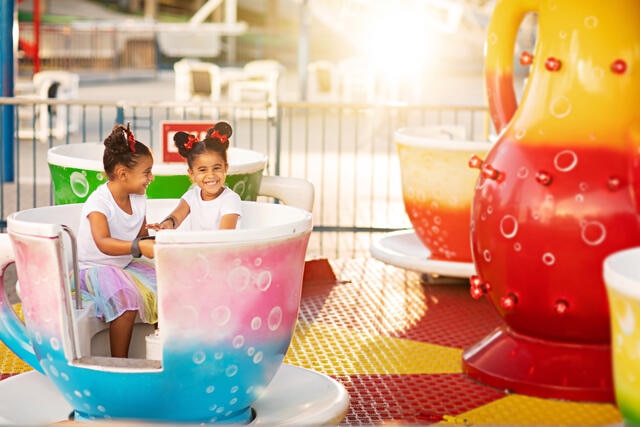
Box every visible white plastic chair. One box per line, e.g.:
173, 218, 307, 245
173, 58, 221, 118
18, 70, 80, 141
227, 59, 284, 120
306, 60, 339, 102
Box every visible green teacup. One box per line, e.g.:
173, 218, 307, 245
48, 143, 268, 204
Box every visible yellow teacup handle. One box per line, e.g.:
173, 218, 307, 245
485, 0, 539, 133
259, 176, 315, 212
0, 234, 43, 373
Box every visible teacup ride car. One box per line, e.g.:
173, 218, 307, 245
0, 185, 349, 424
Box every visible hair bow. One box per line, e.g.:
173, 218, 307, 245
125, 124, 136, 153
210, 129, 228, 143
185, 134, 198, 150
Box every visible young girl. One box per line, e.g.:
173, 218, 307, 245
148, 121, 242, 231
76, 123, 157, 358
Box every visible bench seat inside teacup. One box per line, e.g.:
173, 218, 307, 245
9, 199, 311, 361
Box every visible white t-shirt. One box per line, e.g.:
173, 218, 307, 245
181, 186, 242, 231
77, 183, 147, 269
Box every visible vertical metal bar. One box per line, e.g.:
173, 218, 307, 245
1, 0, 15, 182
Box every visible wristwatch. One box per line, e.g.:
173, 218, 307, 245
131, 236, 155, 258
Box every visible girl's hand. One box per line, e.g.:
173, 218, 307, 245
139, 238, 156, 259
146, 216, 176, 231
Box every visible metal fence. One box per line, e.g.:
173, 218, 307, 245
0, 96, 490, 258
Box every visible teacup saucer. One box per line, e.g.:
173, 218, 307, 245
0, 364, 349, 425
370, 229, 476, 278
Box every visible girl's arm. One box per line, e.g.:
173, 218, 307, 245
219, 213, 240, 230
89, 212, 155, 259
87, 211, 143, 256
147, 199, 191, 231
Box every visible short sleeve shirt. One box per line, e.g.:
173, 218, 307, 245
77, 183, 147, 269
181, 186, 242, 231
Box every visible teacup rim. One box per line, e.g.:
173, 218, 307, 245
394, 126, 492, 151
603, 247, 640, 298
47, 143, 268, 175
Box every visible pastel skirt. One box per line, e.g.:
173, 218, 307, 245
79, 259, 158, 324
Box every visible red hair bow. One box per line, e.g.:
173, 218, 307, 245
127, 130, 136, 153
185, 134, 198, 150
210, 129, 228, 143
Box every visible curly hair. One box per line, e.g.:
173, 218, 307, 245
103, 123, 152, 180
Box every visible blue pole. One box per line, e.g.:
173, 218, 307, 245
1, 0, 15, 182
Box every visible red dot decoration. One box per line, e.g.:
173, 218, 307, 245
607, 176, 621, 191
481, 164, 500, 180
500, 293, 518, 310
611, 59, 627, 74
535, 171, 552, 186
545, 57, 561, 71
520, 51, 533, 66
554, 299, 569, 315
468, 155, 484, 169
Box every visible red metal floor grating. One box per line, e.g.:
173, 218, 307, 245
0, 256, 625, 425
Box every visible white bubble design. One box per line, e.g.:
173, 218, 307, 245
500, 215, 519, 239
228, 266, 251, 291
581, 221, 606, 246
549, 96, 572, 118
584, 15, 598, 29
254, 258, 262, 267
83, 390, 91, 397
579, 182, 589, 192
35, 332, 42, 345
97, 405, 106, 413
575, 194, 584, 203
69, 172, 90, 198
206, 385, 215, 394
267, 307, 283, 331
61, 372, 70, 381
49, 365, 59, 377
513, 242, 522, 252
617, 302, 635, 335
211, 305, 231, 326
230, 386, 239, 394
233, 180, 246, 197
225, 365, 238, 377
483, 250, 492, 262
515, 128, 526, 140
251, 317, 262, 330
193, 351, 206, 365
247, 347, 255, 356
554, 150, 578, 172
255, 271, 272, 291
232, 335, 245, 349
74, 390, 83, 398
50, 337, 60, 351
229, 397, 238, 405
542, 252, 556, 266
214, 351, 224, 360
253, 352, 264, 364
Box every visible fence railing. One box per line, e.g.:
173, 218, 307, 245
0, 96, 490, 257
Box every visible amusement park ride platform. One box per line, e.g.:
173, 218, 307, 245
0, 256, 623, 425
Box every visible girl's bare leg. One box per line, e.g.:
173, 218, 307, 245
109, 310, 137, 358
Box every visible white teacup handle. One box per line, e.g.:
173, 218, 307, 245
0, 233, 43, 373
259, 176, 315, 212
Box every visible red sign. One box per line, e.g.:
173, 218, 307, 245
160, 120, 217, 163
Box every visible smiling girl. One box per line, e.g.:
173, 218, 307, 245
148, 121, 242, 231
76, 123, 157, 358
